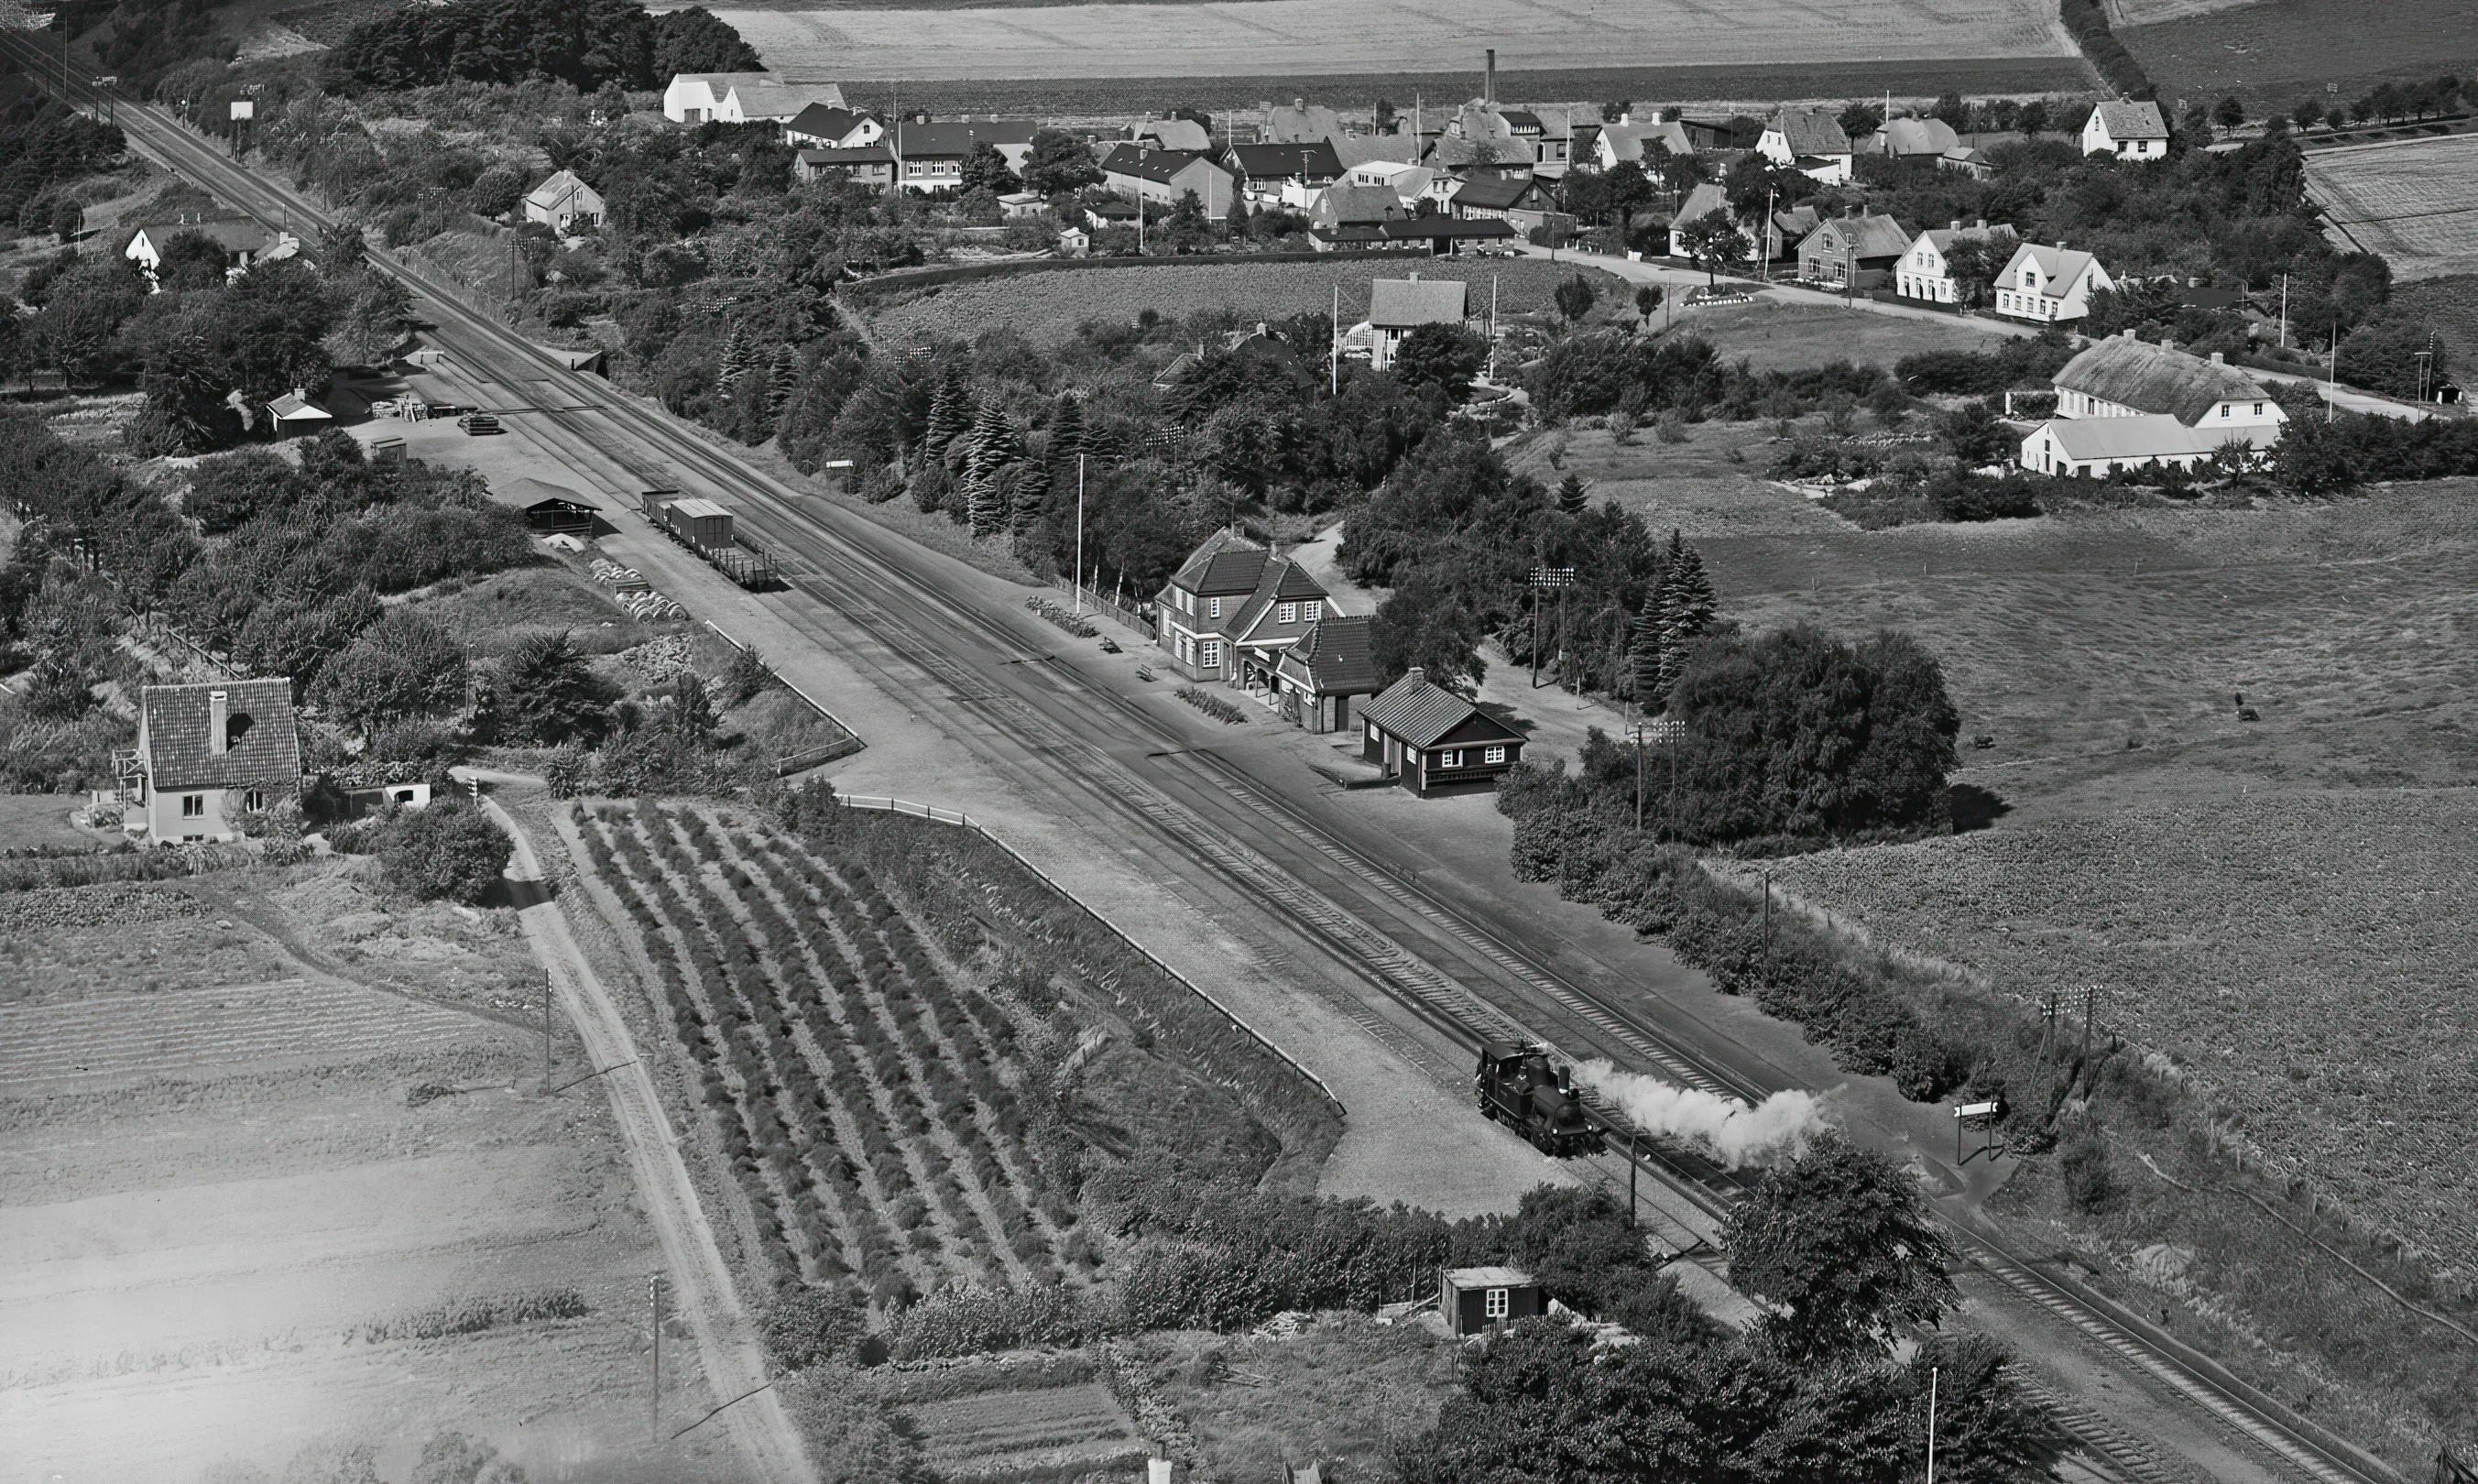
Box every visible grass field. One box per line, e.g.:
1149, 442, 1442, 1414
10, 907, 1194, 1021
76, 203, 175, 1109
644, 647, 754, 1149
713, 0, 2073, 83
1671, 295, 2014, 370
825, 59, 2099, 118
861, 256, 1626, 346
2118, 0, 2478, 113
2306, 135, 2478, 281
0, 864, 716, 1481
1139, 1315, 1461, 1480
2386, 271, 2478, 368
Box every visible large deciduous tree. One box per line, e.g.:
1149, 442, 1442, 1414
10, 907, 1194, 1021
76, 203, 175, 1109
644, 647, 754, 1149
1722, 1134, 1959, 1361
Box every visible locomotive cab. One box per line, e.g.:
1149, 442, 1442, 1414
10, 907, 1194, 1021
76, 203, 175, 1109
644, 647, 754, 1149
1474, 1042, 1607, 1158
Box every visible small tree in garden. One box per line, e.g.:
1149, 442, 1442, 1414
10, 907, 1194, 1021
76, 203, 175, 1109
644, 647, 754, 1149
1556, 474, 1588, 515
2214, 94, 2246, 136
1390, 322, 1488, 401
486, 629, 618, 746
722, 645, 776, 706
380, 799, 513, 904
1634, 284, 1662, 325
1677, 210, 1747, 286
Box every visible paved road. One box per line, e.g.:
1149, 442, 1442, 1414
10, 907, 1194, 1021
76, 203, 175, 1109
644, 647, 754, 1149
466, 773, 819, 1484
35, 59, 2407, 1484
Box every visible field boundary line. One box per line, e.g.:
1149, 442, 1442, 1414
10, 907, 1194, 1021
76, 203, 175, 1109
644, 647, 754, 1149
832, 793, 1346, 1117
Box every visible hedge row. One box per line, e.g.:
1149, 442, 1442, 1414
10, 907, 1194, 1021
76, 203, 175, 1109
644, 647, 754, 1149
2061, 0, 2156, 102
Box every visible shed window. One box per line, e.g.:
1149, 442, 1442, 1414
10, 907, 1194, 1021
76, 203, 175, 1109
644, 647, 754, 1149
1438, 749, 1462, 769
1484, 746, 1507, 764
181, 794, 204, 818
1484, 1287, 1510, 1320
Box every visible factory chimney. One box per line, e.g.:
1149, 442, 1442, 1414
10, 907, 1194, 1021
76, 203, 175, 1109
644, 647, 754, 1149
1484, 49, 1496, 105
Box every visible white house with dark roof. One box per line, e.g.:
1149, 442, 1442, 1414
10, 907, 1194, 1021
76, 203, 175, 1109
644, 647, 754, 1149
1595, 117, 1692, 170
1153, 529, 1334, 685
2083, 100, 2170, 158
1364, 275, 1469, 370
783, 103, 882, 149
124, 215, 295, 289
2020, 332, 2285, 476
1359, 668, 1526, 795
1756, 107, 1853, 185
1226, 140, 1345, 207
665, 73, 847, 125
1992, 241, 2113, 323
1894, 219, 2016, 303
133, 679, 302, 843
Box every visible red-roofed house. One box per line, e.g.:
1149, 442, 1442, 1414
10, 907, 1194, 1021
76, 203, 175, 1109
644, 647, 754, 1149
133, 679, 302, 843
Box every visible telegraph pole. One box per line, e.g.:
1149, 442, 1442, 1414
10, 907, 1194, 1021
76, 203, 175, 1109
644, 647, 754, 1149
1926, 1367, 1940, 1484
2080, 984, 2098, 1076
1073, 454, 1086, 614
1761, 869, 1772, 977
542, 971, 553, 1084
650, 1274, 666, 1442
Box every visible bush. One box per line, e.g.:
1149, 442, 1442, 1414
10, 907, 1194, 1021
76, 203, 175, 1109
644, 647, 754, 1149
2059, 1132, 2118, 1212
378, 799, 512, 903
762, 1284, 868, 1369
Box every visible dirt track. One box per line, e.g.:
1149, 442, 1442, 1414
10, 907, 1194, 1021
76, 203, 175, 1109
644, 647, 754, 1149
473, 775, 819, 1484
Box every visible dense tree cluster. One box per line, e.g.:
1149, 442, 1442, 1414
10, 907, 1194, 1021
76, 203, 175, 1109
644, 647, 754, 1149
0, 95, 126, 235
324, 0, 758, 93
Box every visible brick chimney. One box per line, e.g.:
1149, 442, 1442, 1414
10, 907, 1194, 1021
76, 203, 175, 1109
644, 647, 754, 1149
1484, 49, 1496, 105
1404, 666, 1425, 685
209, 689, 229, 755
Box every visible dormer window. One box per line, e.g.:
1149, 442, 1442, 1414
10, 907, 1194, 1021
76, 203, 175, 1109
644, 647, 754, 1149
225, 713, 253, 747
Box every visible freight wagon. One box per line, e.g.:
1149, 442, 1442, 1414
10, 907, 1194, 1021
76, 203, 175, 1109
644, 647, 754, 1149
639, 488, 781, 590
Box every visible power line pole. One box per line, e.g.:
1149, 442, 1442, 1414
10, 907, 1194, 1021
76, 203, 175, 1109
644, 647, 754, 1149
650, 1274, 666, 1443
542, 970, 553, 1085
1072, 453, 1086, 615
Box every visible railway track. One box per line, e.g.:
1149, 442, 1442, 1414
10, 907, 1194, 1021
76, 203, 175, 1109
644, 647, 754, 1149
8, 49, 2408, 1484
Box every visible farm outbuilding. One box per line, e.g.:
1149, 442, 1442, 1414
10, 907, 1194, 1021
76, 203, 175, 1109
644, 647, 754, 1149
1442, 1266, 1544, 1336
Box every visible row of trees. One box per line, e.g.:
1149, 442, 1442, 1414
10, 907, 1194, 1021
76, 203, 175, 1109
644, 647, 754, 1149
323, 0, 758, 93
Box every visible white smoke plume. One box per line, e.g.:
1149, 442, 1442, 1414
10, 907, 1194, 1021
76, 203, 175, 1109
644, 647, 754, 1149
1574, 1059, 1829, 1170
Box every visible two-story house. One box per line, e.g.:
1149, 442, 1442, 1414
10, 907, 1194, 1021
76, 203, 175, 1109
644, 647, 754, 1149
1796, 212, 1913, 290
1894, 219, 2016, 303
1099, 144, 1239, 219
2019, 332, 2287, 477
1756, 107, 1853, 185
1154, 530, 1336, 688
1448, 173, 1557, 234
1992, 241, 2113, 323
890, 119, 1039, 193
1364, 275, 1469, 370
2082, 99, 2170, 159
131, 679, 302, 844
783, 104, 883, 149
1225, 140, 1344, 209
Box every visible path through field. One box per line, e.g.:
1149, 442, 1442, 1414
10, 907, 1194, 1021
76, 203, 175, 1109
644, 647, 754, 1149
707, 0, 2072, 82
473, 777, 819, 1484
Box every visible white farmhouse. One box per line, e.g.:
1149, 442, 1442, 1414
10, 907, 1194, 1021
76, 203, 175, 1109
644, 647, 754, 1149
2082, 100, 2169, 158
2020, 333, 2287, 477
1756, 107, 1852, 186
1992, 241, 2113, 323
1894, 219, 2015, 304
663, 73, 846, 125
523, 169, 606, 231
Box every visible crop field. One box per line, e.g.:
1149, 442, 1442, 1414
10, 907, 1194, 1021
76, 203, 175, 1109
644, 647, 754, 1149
2306, 136, 2478, 281
709, 0, 2072, 83
825, 59, 2098, 119
573, 801, 1339, 1312
862, 257, 1625, 347
0, 877, 697, 1480
2118, 0, 2478, 111
1765, 789, 2478, 1267
901, 1381, 1147, 1479
1140, 1314, 1460, 1479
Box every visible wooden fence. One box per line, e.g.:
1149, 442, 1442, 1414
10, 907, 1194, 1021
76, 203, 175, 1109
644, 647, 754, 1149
704, 622, 868, 776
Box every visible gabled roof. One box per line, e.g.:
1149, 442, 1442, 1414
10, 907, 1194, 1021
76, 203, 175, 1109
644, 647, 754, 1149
2090, 99, 2169, 140
1878, 116, 1960, 156
2036, 413, 2254, 462
1368, 277, 1468, 329
1228, 140, 1343, 180
1599, 120, 1691, 162
267, 391, 330, 420
1229, 557, 1331, 641
669, 71, 773, 94
525, 169, 601, 211
1915, 220, 2014, 251
2052, 333, 2272, 426
1360, 671, 1523, 749
1773, 203, 1825, 241
1169, 528, 1269, 595
1500, 109, 1543, 131
1450, 174, 1546, 211
1133, 117, 1212, 152
1334, 133, 1423, 169
1315, 182, 1408, 224
1105, 147, 1232, 187
784, 103, 870, 140
1673, 180, 1730, 224
1263, 102, 1341, 144
1766, 107, 1850, 157
1278, 616, 1379, 696
1805, 213, 1912, 260
2001, 242, 2105, 296
142, 679, 302, 792
894, 120, 1039, 158
131, 216, 270, 256
725, 81, 847, 119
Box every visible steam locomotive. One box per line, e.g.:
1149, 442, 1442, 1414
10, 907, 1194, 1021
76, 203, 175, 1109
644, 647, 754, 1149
1476, 1042, 1608, 1157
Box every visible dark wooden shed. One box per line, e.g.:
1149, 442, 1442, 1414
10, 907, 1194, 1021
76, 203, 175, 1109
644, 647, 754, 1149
1441, 1266, 1544, 1337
